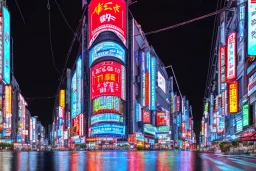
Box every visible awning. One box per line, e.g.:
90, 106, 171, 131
241, 131, 256, 141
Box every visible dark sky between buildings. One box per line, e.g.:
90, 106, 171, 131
8, 0, 220, 138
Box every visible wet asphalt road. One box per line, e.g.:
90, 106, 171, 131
0, 151, 255, 171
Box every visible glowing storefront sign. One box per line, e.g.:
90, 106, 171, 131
90, 61, 126, 100
226, 32, 236, 82
248, 0, 256, 56
219, 46, 226, 91
91, 123, 125, 136
3, 7, 10, 84
91, 113, 122, 125
92, 96, 122, 114
156, 112, 166, 126
88, 0, 127, 47
4, 85, 11, 129
150, 57, 156, 110
72, 113, 84, 136
135, 103, 142, 122
158, 72, 166, 93
89, 41, 125, 66
71, 71, 77, 119
144, 124, 156, 136
228, 82, 238, 113
243, 104, 249, 127
59, 90, 65, 108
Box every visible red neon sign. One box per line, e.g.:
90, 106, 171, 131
90, 61, 125, 100
156, 112, 166, 126
72, 113, 84, 136
142, 110, 150, 123
88, 0, 127, 48
145, 73, 150, 106
226, 32, 237, 83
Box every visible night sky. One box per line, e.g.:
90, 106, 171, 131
8, 0, 221, 139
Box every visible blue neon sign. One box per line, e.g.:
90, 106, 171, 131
71, 71, 77, 119
135, 103, 142, 122
150, 57, 156, 110
91, 123, 125, 136
144, 124, 156, 136
89, 41, 125, 66
91, 113, 123, 125
248, 0, 256, 56
76, 56, 82, 115
3, 7, 10, 84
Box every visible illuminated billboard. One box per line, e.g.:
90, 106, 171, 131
59, 90, 65, 108
176, 96, 180, 112
135, 103, 142, 122
91, 113, 123, 125
90, 61, 126, 100
228, 82, 238, 113
226, 32, 236, 83
89, 41, 126, 66
243, 104, 249, 127
248, 0, 256, 56
2, 7, 10, 84
72, 113, 84, 136
158, 72, 166, 93
17, 94, 26, 142
142, 109, 150, 123
76, 56, 83, 115
71, 71, 77, 119
150, 57, 156, 110
140, 52, 146, 106
0, 14, 3, 81
92, 96, 122, 114
157, 126, 169, 133
144, 124, 156, 136
32, 117, 36, 142
88, 0, 127, 48
248, 72, 256, 96
4, 85, 11, 130
156, 112, 166, 126
219, 46, 226, 91
91, 123, 125, 136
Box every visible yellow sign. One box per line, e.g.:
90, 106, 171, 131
59, 90, 65, 107
4, 85, 12, 115
229, 82, 238, 113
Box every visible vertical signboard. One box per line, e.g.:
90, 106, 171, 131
219, 46, 226, 92
0, 13, 3, 81
228, 82, 239, 113
135, 103, 142, 122
0, 84, 3, 125
140, 51, 146, 106
71, 71, 77, 119
4, 85, 12, 136
226, 32, 236, 83
88, 0, 127, 48
248, 0, 256, 56
76, 56, 82, 114
150, 57, 156, 110
2, 7, 10, 84
59, 90, 65, 108
145, 52, 150, 106
243, 104, 249, 126
238, 3, 245, 42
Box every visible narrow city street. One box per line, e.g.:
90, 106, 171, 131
0, 151, 256, 171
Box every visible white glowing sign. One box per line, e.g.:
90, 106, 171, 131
157, 71, 166, 93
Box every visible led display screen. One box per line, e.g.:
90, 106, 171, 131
92, 96, 122, 114
157, 126, 169, 133
219, 46, 226, 91
88, 0, 127, 48
142, 109, 150, 123
76, 56, 83, 115
4, 85, 11, 130
158, 72, 166, 93
90, 61, 126, 100
226, 32, 236, 82
3, 7, 10, 84
59, 90, 65, 108
228, 82, 238, 113
135, 103, 142, 122
248, 0, 256, 56
156, 112, 166, 126
32, 117, 36, 142
72, 113, 84, 136
89, 41, 126, 66
150, 57, 156, 110
243, 104, 249, 126
91, 113, 123, 125
140, 51, 146, 106
17, 94, 26, 142
144, 124, 156, 136
71, 71, 77, 119
91, 123, 125, 136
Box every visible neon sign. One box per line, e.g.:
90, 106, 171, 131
89, 41, 125, 66
248, 0, 256, 56
91, 123, 125, 136
3, 7, 10, 84
228, 82, 238, 113
150, 57, 156, 110
92, 96, 122, 114
226, 32, 236, 83
91, 113, 123, 125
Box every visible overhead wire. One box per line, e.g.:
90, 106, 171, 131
25, 95, 57, 100
47, 0, 61, 76
14, 0, 26, 24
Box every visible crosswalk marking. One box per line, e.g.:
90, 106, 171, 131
201, 155, 244, 171
227, 158, 256, 168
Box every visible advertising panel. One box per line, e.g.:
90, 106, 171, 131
238, 3, 245, 42
72, 113, 84, 136
156, 112, 166, 126
219, 46, 226, 91
135, 103, 142, 122
88, 0, 127, 48
32, 117, 36, 142
17, 94, 26, 142
150, 57, 156, 110
90, 61, 126, 100
76, 56, 83, 115
4, 85, 11, 130
89, 41, 125, 66
248, 72, 256, 96
248, 0, 256, 56
0, 84, 3, 125
176, 96, 180, 112
0, 14, 3, 81
228, 82, 239, 113
226, 32, 236, 83
144, 124, 156, 136
59, 90, 65, 108
92, 96, 122, 114
2, 7, 10, 84
91, 123, 125, 136
158, 72, 166, 93
157, 126, 169, 133
236, 113, 243, 133
220, 21, 225, 45
91, 113, 123, 125
142, 109, 150, 123
71, 71, 77, 119
243, 104, 249, 127
140, 52, 146, 106
145, 72, 150, 106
